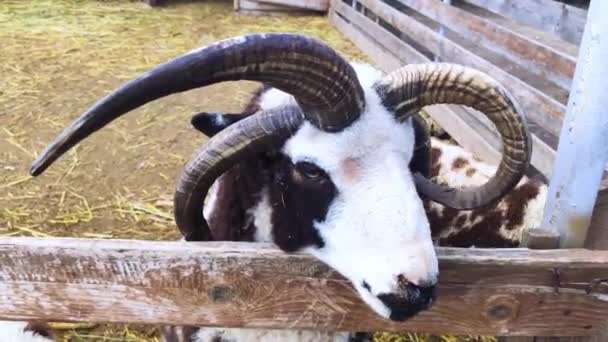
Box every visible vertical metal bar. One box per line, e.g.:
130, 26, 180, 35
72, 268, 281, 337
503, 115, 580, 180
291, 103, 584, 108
541, 0, 608, 248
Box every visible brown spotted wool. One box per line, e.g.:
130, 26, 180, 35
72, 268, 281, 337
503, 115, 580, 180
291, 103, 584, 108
426, 138, 547, 248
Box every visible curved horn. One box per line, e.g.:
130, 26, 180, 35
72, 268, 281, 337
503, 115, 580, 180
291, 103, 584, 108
175, 106, 303, 241
29, 33, 365, 176
374, 63, 531, 209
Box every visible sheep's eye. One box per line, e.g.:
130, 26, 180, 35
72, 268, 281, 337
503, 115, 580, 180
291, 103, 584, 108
296, 162, 325, 180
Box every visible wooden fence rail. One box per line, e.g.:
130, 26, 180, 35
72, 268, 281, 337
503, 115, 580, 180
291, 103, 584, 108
1, 237, 608, 336
459, 0, 588, 45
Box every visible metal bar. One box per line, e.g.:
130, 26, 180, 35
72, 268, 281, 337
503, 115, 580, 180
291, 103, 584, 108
541, 0, 608, 248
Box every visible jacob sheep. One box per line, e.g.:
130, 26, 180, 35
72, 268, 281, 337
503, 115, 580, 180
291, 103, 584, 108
426, 138, 547, 248
23, 33, 538, 341
189, 86, 547, 251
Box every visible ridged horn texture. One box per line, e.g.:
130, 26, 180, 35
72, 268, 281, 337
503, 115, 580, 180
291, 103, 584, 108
29, 33, 365, 177
374, 63, 532, 209
175, 106, 304, 241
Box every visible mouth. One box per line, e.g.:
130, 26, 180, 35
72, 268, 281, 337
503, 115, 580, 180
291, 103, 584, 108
354, 281, 437, 322
388, 297, 434, 321
378, 285, 436, 322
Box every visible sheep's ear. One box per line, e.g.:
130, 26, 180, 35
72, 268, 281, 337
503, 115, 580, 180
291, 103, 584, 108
190, 112, 249, 137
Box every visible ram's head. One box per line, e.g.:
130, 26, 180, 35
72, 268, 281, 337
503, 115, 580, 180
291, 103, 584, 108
30, 33, 531, 321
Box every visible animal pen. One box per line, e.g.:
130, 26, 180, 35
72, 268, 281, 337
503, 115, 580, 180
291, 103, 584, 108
2, 0, 608, 341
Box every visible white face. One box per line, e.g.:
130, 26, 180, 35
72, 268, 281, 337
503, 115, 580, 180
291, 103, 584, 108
259, 63, 439, 321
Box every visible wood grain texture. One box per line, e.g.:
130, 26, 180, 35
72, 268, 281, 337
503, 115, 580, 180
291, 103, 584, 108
394, 0, 577, 91
329, 10, 403, 70
235, 0, 313, 15
258, 0, 328, 11
454, 1, 579, 57
1, 237, 608, 336
460, 0, 588, 45
238, 0, 293, 10
498, 337, 592, 342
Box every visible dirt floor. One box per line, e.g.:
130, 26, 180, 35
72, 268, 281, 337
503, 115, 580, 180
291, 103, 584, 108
1, 1, 494, 341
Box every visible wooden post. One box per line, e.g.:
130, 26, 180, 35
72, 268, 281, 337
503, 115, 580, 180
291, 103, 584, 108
541, 0, 608, 249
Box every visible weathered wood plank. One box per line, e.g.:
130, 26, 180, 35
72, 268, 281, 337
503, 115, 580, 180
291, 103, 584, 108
329, 10, 403, 70
235, 0, 312, 15
498, 337, 592, 342
332, 3, 428, 64
460, 0, 588, 45
258, 0, 328, 11
238, 0, 294, 10
355, 0, 567, 138
1, 237, 608, 336
502, 326, 602, 341
394, 0, 577, 90
454, 0, 579, 57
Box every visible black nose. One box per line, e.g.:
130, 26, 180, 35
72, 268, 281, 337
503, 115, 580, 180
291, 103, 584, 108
377, 283, 436, 321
